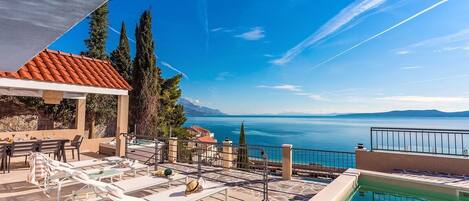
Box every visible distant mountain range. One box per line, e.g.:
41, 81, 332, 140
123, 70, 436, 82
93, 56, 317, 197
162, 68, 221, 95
337, 109, 469, 117
178, 98, 225, 116
177, 100, 469, 118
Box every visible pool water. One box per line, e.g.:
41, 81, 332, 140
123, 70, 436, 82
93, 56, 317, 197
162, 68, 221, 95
348, 178, 469, 201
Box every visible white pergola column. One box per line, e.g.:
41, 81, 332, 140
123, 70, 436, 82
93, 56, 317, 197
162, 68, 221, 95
116, 95, 129, 157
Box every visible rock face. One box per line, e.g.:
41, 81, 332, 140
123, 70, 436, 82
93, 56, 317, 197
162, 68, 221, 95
0, 97, 70, 132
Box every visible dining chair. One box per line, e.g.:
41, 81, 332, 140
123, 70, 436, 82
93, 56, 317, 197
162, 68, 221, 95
8, 141, 39, 173
65, 135, 84, 161
38, 140, 62, 161
0, 144, 6, 174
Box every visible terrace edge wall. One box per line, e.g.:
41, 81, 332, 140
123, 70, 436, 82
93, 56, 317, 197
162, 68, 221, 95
356, 149, 469, 175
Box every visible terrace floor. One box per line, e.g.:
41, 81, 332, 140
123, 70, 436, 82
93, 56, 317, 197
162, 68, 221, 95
0, 152, 328, 201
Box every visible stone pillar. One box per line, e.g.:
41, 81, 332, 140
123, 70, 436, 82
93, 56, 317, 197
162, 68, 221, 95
168, 137, 178, 163
282, 144, 293, 180
116, 95, 129, 157
222, 140, 233, 169
75, 99, 86, 136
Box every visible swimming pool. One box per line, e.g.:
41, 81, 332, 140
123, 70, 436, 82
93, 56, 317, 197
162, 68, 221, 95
311, 169, 469, 201
349, 177, 469, 201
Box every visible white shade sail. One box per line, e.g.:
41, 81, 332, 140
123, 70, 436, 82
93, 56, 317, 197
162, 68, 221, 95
0, 0, 107, 72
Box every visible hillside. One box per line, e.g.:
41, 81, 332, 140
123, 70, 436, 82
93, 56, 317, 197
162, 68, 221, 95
178, 98, 225, 116
338, 109, 469, 117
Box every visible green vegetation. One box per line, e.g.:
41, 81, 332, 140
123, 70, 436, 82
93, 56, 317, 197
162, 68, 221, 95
237, 121, 249, 169
130, 10, 163, 136
158, 74, 187, 137
81, 3, 117, 138
110, 22, 133, 84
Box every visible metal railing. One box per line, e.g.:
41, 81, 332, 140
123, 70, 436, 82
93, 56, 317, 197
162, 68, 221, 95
292, 148, 355, 178
124, 135, 269, 201
370, 127, 469, 156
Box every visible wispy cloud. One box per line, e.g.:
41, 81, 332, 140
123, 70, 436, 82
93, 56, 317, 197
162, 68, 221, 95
236, 27, 265, 41
108, 25, 136, 43
215, 72, 233, 81
257, 84, 302, 92
401, 65, 422, 70
295, 92, 327, 101
263, 54, 275, 58
377, 96, 469, 103
160, 61, 189, 79
271, 0, 386, 65
435, 45, 469, 53
211, 27, 224, 32
410, 28, 469, 48
311, 0, 448, 69
396, 50, 411, 55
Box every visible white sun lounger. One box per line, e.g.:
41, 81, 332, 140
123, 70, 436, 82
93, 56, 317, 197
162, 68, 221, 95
142, 181, 228, 201
113, 174, 185, 193
68, 156, 122, 169
84, 174, 186, 201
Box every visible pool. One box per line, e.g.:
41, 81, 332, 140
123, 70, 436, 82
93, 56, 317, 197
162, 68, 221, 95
349, 177, 469, 201
311, 169, 469, 201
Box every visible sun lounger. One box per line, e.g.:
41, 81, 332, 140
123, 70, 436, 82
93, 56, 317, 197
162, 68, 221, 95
142, 180, 228, 201
68, 156, 122, 169
112, 174, 185, 193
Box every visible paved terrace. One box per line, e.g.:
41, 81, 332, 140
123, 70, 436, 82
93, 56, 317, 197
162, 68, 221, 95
0, 152, 328, 201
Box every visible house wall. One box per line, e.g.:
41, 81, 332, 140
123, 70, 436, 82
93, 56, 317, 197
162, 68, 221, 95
356, 149, 469, 175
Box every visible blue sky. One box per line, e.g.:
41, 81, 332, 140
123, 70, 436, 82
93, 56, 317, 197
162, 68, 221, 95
50, 0, 469, 114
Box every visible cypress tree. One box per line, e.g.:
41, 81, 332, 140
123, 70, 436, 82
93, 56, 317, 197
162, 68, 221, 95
82, 3, 108, 60
82, 3, 116, 138
237, 121, 249, 169
110, 22, 132, 84
131, 10, 162, 136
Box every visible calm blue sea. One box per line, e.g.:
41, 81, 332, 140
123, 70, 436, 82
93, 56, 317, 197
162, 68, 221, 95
184, 116, 469, 152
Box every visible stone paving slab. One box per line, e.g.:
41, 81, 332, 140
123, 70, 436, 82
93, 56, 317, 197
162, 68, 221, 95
159, 163, 328, 201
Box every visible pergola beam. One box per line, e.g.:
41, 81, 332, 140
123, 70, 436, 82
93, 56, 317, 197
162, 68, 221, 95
0, 78, 128, 96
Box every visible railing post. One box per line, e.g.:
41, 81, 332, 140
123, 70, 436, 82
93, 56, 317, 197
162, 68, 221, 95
282, 144, 292, 180
222, 139, 233, 169
168, 137, 177, 163
154, 138, 159, 171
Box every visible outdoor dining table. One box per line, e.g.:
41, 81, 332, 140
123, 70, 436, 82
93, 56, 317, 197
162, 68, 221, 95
0, 138, 70, 162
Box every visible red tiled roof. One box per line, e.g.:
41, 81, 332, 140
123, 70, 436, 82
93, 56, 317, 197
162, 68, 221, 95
197, 136, 216, 143
191, 125, 211, 135
0, 49, 132, 90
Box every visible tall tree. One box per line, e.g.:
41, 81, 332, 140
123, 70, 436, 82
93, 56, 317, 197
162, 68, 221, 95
237, 121, 249, 169
82, 3, 108, 60
110, 22, 132, 84
158, 74, 187, 136
131, 10, 162, 136
82, 3, 116, 138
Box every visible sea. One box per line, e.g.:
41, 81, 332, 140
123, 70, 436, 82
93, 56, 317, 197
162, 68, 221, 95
184, 116, 469, 152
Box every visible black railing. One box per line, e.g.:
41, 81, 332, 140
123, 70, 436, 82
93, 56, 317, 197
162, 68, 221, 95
124, 135, 270, 200
292, 148, 355, 178
370, 127, 469, 156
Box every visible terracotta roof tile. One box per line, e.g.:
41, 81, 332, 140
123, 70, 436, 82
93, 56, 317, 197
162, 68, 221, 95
0, 49, 132, 91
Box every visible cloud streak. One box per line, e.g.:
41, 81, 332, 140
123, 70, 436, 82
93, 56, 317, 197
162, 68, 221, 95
272, 0, 386, 65
257, 84, 302, 92
160, 61, 189, 79
401, 66, 422, 70
236, 27, 265, 41
311, 0, 448, 69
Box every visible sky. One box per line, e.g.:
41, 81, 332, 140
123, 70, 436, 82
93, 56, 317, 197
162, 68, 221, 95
50, 0, 469, 115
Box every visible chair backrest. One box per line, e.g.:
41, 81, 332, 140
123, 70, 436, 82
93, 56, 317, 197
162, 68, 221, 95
38, 140, 62, 154
71, 135, 84, 147
0, 143, 5, 157
10, 141, 39, 156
